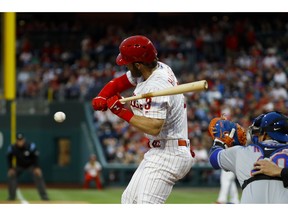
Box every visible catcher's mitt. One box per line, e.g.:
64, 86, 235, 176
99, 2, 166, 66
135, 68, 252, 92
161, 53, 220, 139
208, 116, 247, 148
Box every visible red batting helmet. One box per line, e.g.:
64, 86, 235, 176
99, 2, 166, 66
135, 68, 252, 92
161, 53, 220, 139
116, 35, 157, 66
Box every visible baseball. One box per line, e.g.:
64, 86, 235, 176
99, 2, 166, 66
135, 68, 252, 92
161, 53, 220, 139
54, 111, 66, 123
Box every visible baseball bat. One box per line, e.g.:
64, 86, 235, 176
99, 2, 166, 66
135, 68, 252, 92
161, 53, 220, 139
119, 80, 208, 103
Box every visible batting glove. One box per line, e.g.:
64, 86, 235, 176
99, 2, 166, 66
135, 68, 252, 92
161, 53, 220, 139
92, 96, 108, 111
107, 95, 134, 122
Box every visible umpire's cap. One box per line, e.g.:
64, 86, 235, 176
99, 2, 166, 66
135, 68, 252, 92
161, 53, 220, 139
16, 133, 25, 140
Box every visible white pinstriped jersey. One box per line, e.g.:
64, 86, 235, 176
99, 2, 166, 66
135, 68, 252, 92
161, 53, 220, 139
121, 61, 194, 204
126, 61, 188, 140
216, 140, 288, 203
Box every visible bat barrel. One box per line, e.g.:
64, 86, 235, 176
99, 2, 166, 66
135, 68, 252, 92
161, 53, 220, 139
119, 80, 208, 103
203, 80, 208, 90
187, 80, 208, 92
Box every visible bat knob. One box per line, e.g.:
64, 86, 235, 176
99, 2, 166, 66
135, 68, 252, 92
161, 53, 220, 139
119, 96, 126, 104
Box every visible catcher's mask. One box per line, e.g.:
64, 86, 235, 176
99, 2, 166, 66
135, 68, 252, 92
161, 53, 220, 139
259, 111, 288, 143
248, 113, 265, 143
116, 35, 157, 66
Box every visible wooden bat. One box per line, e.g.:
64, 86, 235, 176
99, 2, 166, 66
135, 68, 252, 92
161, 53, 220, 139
119, 80, 208, 103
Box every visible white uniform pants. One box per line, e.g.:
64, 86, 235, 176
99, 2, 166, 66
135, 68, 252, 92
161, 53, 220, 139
121, 140, 195, 204
217, 169, 239, 204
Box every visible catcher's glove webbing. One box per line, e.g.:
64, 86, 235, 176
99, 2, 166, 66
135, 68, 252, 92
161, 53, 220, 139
208, 116, 247, 148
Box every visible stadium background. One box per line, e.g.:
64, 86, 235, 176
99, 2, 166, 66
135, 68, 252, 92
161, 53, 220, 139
0, 12, 288, 203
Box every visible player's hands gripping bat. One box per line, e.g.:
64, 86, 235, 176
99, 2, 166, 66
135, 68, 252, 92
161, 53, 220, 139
208, 115, 247, 148
107, 94, 134, 122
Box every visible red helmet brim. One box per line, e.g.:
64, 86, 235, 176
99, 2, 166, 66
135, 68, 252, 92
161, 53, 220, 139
116, 53, 128, 66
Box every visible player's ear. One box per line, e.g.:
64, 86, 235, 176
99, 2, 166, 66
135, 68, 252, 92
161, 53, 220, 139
134, 62, 142, 69
259, 133, 267, 142
263, 132, 271, 140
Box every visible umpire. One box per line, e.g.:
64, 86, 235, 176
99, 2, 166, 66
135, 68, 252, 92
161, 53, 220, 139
6, 133, 49, 201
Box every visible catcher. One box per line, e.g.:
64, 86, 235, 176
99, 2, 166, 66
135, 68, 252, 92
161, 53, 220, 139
208, 112, 288, 203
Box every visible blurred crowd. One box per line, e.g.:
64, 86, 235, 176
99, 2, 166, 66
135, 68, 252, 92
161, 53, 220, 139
14, 13, 288, 165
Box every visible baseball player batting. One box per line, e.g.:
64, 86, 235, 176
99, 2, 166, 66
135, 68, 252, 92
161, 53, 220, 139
92, 35, 195, 204
209, 111, 288, 203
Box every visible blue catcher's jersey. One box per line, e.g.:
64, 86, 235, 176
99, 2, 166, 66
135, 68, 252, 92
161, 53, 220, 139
209, 139, 288, 203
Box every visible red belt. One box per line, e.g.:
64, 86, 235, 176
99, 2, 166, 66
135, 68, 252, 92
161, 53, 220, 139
178, 140, 188, 146
147, 139, 188, 148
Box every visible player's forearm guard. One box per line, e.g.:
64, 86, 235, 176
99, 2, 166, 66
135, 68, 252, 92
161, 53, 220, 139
99, 74, 133, 98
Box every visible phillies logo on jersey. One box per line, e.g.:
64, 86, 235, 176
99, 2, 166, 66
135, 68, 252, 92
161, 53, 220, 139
130, 94, 152, 110
130, 100, 143, 110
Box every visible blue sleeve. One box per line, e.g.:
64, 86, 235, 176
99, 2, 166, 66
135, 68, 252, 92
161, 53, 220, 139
209, 146, 223, 169
29, 142, 39, 166
30, 142, 36, 151
7, 145, 12, 154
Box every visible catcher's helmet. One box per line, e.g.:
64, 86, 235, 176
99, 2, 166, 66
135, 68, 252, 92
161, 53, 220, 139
259, 111, 288, 143
116, 35, 157, 66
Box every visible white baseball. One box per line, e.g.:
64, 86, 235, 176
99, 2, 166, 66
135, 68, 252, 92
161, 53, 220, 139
54, 111, 66, 123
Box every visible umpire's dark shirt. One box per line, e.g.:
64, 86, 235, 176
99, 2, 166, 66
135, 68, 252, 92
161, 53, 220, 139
7, 142, 39, 169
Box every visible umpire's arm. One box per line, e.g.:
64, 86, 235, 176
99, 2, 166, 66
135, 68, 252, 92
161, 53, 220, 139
30, 142, 40, 167
6, 146, 14, 169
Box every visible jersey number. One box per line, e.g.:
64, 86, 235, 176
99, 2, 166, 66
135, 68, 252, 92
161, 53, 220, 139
270, 152, 288, 168
144, 98, 151, 110
251, 151, 288, 175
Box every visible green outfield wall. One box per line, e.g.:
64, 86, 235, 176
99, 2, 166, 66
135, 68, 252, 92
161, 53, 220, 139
0, 100, 218, 187
0, 101, 90, 184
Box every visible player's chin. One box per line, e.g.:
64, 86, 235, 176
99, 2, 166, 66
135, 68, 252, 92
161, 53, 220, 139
130, 67, 142, 77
